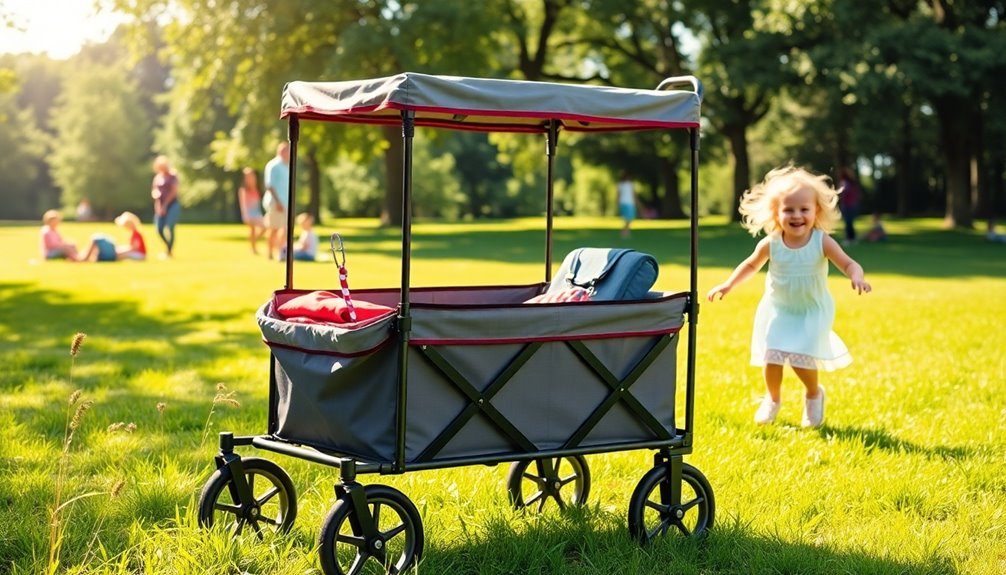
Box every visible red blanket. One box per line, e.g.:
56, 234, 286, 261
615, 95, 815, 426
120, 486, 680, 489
276, 291, 395, 325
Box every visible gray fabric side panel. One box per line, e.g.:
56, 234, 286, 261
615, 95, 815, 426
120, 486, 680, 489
404, 334, 678, 461
272, 346, 399, 463
410, 295, 686, 342
282, 73, 701, 128
257, 301, 395, 354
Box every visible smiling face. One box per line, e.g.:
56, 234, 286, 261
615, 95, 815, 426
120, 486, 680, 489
776, 187, 818, 242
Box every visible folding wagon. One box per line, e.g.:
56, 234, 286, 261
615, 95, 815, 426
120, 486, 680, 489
200, 73, 714, 575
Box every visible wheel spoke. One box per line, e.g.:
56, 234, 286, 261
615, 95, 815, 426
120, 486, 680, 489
247, 473, 256, 495
646, 517, 674, 541
536, 495, 547, 513
372, 543, 388, 566
673, 519, 692, 537
383, 522, 407, 540
372, 502, 382, 528
347, 552, 368, 575
214, 502, 242, 514
257, 486, 281, 506
258, 516, 281, 527
553, 493, 566, 510
232, 517, 245, 537
558, 473, 578, 487
337, 532, 366, 548
645, 499, 670, 514
680, 495, 704, 513
251, 519, 264, 540
522, 472, 546, 486
525, 490, 545, 506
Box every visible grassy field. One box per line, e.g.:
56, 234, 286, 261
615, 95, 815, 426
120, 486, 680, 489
1, 216, 1004, 575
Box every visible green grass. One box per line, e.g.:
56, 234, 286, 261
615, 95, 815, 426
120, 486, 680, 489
1, 216, 1004, 574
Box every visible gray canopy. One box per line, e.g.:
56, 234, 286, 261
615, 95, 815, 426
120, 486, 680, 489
280, 72, 701, 133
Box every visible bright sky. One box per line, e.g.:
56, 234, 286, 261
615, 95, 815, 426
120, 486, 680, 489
0, 0, 125, 59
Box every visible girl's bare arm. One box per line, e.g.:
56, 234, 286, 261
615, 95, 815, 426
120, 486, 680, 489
707, 238, 770, 301
823, 234, 872, 294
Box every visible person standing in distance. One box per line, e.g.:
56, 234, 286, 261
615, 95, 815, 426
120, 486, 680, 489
617, 171, 639, 239
262, 142, 291, 260
151, 155, 181, 258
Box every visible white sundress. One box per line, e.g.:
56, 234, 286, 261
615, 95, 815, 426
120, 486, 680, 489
750, 229, 852, 371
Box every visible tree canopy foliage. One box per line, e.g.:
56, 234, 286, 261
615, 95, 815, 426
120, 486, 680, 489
0, 0, 1003, 229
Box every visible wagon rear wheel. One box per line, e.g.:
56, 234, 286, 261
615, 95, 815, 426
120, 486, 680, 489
197, 457, 297, 538
507, 455, 591, 512
627, 462, 713, 544
318, 484, 424, 575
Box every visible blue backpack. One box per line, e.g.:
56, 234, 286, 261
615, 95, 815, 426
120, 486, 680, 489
547, 248, 659, 301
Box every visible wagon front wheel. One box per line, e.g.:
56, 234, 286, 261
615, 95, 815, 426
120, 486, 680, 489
507, 455, 591, 511
318, 484, 424, 575
627, 462, 713, 544
197, 457, 297, 538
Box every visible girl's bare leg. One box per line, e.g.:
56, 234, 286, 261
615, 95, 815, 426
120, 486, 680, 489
792, 366, 820, 398
764, 363, 783, 402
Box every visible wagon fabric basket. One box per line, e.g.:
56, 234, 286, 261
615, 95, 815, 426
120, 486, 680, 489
258, 285, 688, 465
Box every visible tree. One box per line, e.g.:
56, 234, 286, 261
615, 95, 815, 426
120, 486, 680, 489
0, 90, 47, 219
113, 0, 503, 226
48, 62, 152, 219
787, 0, 1006, 228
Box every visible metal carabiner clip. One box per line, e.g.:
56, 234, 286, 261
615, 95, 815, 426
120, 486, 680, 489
329, 233, 347, 268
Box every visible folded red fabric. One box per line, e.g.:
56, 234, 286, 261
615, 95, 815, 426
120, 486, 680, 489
277, 291, 395, 324
523, 287, 592, 304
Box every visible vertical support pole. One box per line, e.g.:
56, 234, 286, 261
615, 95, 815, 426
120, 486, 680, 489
544, 120, 559, 282
396, 110, 416, 473
684, 127, 700, 438
267, 352, 278, 435
285, 116, 300, 290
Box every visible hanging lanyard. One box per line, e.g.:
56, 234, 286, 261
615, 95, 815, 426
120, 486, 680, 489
330, 233, 357, 322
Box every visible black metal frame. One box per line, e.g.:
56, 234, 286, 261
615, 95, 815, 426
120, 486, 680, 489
249, 75, 702, 498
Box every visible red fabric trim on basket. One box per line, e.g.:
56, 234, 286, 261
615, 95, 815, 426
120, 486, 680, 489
409, 327, 680, 347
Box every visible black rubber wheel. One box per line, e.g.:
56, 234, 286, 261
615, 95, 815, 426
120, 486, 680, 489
197, 457, 297, 538
627, 462, 714, 543
318, 484, 424, 575
506, 455, 591, 511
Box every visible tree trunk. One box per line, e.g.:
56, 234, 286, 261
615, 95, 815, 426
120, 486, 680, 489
725, 124, 751, 222
971, 101, 991, 219
657, 156, 686, 219
381, 124, 404, 227
896, 103, 912, 217
934, 96, 974, 228
305, 146, 322, 224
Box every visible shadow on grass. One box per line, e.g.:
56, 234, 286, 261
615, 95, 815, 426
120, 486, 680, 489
0, 281, 268, 437
417, 508, 956, 574
818, 424, 980, 461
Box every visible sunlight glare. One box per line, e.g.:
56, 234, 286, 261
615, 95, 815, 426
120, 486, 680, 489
0, 0, 124, 59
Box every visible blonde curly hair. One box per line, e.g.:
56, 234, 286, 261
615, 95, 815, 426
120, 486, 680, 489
739, 165, 841, 237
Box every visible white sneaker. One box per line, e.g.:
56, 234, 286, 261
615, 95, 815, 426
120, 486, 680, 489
802, 386, 825, 428
754, 396, 781, 425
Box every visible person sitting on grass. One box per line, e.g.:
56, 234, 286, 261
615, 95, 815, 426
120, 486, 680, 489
864, 212, 887, 242
113, 211, 147, 260
291, 212, 319, 262
987, 217, 1006, 243
39, 210, 80, 261
78, 234, 119, 262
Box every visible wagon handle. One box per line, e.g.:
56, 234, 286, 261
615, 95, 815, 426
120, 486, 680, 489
655, 76, 703, 100
330, 233, 347, 267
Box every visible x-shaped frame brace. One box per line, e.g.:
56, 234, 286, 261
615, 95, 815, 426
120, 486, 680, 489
415, 342, 542, 462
